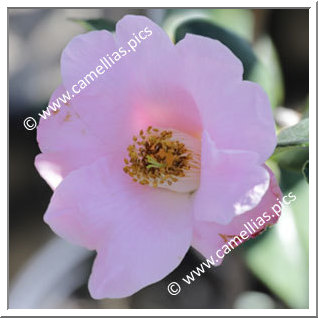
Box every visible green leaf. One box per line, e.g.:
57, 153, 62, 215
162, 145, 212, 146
277, 118, 309, 147
272, 144, 308, 157
174, 19, 257, 79
69, 18, 116, 32
271, 119, 309, 170
274, 147, 309, 171
272, 118, 308, 152
302, 160, 309, 183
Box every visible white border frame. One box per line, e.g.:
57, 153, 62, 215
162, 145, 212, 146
2, 0, 316, 316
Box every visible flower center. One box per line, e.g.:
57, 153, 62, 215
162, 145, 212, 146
123, 126, 201, 193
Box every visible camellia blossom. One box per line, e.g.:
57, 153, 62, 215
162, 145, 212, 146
35, 15, 282, 299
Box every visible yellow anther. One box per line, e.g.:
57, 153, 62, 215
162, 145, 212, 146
123, 126, 194, 188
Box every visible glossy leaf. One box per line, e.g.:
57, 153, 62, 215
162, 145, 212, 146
274, 147, 309, 172
272, 119, 309, 168
277, 118, 309, 147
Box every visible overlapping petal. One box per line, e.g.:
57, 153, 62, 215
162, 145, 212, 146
176, 34, 276, 162
194, 131, 270, 224
192, 166, 282, 264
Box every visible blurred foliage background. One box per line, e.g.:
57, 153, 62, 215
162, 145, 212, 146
9, 8, 309, 309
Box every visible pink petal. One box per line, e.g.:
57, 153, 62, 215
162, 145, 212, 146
35, 85, 106, 188
61, 30, 119, 95
60, 15, 201, 157
176, 33, 243, 87
194, 131, 270, 224
115, 14, 174, 56
35, 153, 69, 190
44, 157, 193, 297
37, 17, 202, 188
176, 34, 276, 162
114, 15, 202, 136
59, 26, 134, 155
192, 166, 282, 264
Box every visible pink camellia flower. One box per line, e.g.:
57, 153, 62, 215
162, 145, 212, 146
35, 15, 282, 299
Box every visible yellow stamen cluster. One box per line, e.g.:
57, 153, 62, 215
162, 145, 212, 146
123, 126, 193, 187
